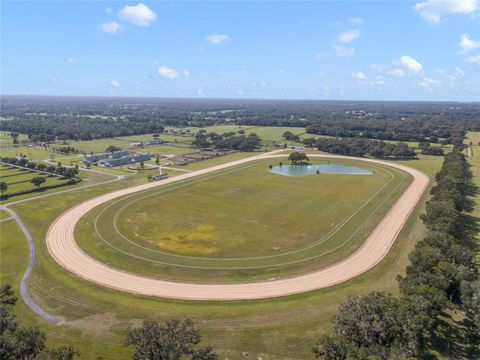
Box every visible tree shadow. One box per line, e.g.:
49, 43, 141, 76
431, 312, 480, 360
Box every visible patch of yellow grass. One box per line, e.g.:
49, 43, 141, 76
157, 224, 219, 255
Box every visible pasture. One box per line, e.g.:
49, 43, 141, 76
0, 164, 65, 195
0, 152, 444, 359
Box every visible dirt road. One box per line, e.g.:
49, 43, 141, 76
46, 151, 429, 300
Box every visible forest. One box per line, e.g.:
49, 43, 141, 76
1, 96, 479, 143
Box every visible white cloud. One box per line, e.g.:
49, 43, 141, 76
334, 45, 355, 57
101, 21, 121, 34
314, 52, 324, 59
448, 66, 465, 80
349, 17, 364, 25
110, 80, 120, 87
158, 66, 179, 79
206, 34, 230, 44
460, 34, 480, 52
352, 72, 385, 86
388, 68, 406, 77
119, 3, 157, 27
259, 80, 267, 87
369, 64, 383, 72
67, 57, 75, 64
183, 69, 190, 77
397, 55, 423, 74
419, 77, 440, 88
413, 0, 479, 23
338, 29, 360, 43
469, 54, 480, 64
352, 71, 367, 81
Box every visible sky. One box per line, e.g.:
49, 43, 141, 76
1, 0, 479, 101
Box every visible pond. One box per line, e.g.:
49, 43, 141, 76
269, 163, 372, 176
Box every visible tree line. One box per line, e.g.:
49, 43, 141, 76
1, 157, 79, 180
2, 96, 479, 143
305, 118, 466, 145
192, 130, 261, 151
313, 149, 479, 359
304, 137, 416, 159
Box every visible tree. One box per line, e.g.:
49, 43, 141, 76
36, 346, 80, 360
125, 319, 217, 360
63, 168, 78, 180
17, 158, 28, 167
31, 176, 46, 188
155, 158, 160, 165
10, 132, 19, 144
57, 135, 69, 145
153, 133, 160, 139
0, 285, 78, 360
288, 152, 309, 164
0, 182, 7, 195
283, 131, 300, 141
105, 145, 121, 153
140, 161, 145, 168
314, 292, 432, 359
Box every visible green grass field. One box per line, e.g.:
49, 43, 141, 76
190, 125, 307, 143
0, 209, 11, 220
0, 149, 447, 359
0, 165, 66, 195
0, 131, 29, 146
76, 157, 410, 282
0, 146, 55, 161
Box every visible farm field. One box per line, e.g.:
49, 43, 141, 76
76, 157, 410, 282
0, 164, 115, 204
0, 146, 54, 160
0, 152, 444, 359
0, 164, 66, 195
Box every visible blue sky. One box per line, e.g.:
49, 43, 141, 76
1, 1, 479, 101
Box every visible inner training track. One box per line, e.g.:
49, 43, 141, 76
46, 151, 429, 300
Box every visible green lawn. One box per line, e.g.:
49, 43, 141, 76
0, 151, 445, 359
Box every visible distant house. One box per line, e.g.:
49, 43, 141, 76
103, 152, 151, 167
83, 150, 129, 164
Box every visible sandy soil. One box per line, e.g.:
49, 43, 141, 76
46, 150, 429, 300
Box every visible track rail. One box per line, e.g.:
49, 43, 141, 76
46, 151, 429, 300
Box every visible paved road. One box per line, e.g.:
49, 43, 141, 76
0, 206, 58, 323
46, 151, 429, 300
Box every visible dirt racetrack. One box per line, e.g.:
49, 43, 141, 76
46, 151, 429, 300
